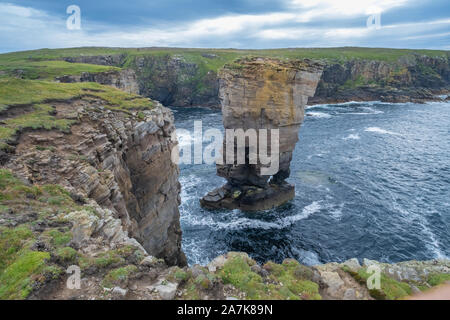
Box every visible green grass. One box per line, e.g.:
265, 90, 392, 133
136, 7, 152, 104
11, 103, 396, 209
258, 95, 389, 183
0, 78, 153, 111
0, 226, 34, 271
168, 267, 190, 282
0, 249, 50, 299
0, 47, 130, 63
45, 229, 72, 247
0, 169, 73, 209
427, 273, 450, 287
102, 265, 138, 288
1, 47, 448, 85
0, 103, 75, 140
0, 78, 154, 145
220, 255, 265, 299
77, 245, 138, 270
0, 169, 149, 299
0, 60, 119, 80
55, 247, 79, 264
218, 254, 321, 300
94, 251, 126, 269
0, 169, 21, 189
342, 266, 412, 300
2, 47, 448, 67
341, 75, 371, 89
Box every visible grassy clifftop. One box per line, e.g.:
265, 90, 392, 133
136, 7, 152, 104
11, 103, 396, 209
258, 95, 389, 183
0, 79, 155, 152
1, 46, 448, 82
1, 46, 449, 107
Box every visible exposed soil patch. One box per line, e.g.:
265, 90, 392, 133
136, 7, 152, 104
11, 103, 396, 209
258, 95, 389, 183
0, 104, 35, 121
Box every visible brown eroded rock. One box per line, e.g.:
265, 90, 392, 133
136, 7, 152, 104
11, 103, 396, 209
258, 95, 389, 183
4, 98, 186, 266
201, 57, 323, 211
56, 69, 139, 94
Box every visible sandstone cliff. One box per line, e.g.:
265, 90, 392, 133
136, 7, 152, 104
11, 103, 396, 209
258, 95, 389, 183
56, 50, 449, 107
0, 80, 185, 267
130, 54, 219, 107
201, 57, 323, 211
56, 69, 139, 94
309, 54, 450, 104
63, 54, 128, 67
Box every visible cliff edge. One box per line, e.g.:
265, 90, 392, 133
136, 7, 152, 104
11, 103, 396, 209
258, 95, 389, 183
0, 79, 186, 267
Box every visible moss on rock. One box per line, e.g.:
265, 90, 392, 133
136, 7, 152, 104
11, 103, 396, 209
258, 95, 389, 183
102, 265, 138, 288
218, 255, 321, 300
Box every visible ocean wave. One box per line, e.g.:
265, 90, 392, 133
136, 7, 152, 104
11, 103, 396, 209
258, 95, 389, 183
343, 133, 360, 140
308, 100, 402, 108
306, 112, 332, 118
292, 247, 321, 266
344, 107, 384, 115
181, 201, 323, 231
365, 127, 401, 136
329, 203, 345, 220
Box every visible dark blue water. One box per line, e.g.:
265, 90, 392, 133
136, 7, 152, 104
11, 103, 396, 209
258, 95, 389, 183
171, 101, 450, 266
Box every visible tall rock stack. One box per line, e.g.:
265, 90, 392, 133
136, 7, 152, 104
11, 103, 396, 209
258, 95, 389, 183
201, 57, 323, 211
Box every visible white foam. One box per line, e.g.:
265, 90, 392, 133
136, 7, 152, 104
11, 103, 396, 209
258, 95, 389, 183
343, 133, 360, 140
329, 203, 345, 220
365, 127, 401, 136
344, 155, 362, 162
179, 174, 205, 208
362, 106, 384, 114
308, 100, 392, 109
182, 201, 322, 231
306, 112, 332, 118
292, 247, 321, 266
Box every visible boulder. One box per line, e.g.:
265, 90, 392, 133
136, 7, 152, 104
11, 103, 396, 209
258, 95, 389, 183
341, 258, 362, 273
154, 281, 178, 300
112, 287, 128, 297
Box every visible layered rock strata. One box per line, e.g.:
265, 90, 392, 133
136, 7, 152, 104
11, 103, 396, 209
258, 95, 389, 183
4, 98, 186, 266
58, 52, 450, 107
56, 69, 139, 94
201, 57, 323, 211
131, 54, 220, 107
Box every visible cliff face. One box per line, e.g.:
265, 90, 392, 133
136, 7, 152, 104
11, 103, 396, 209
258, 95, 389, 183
201, 57, 323, 211
3, 96, 186, 266
55, 51, 450, 107
56, 69, 139, 94
309, 55, 450, 104
63, 54, 128, 67
130, 55, 219, 107
127, 53, 449, 106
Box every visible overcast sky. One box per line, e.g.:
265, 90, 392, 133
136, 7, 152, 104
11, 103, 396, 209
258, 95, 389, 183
0, 0, 449, 53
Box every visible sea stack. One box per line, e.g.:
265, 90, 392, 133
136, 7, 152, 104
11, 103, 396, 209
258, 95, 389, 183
201, 57, 323, 211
